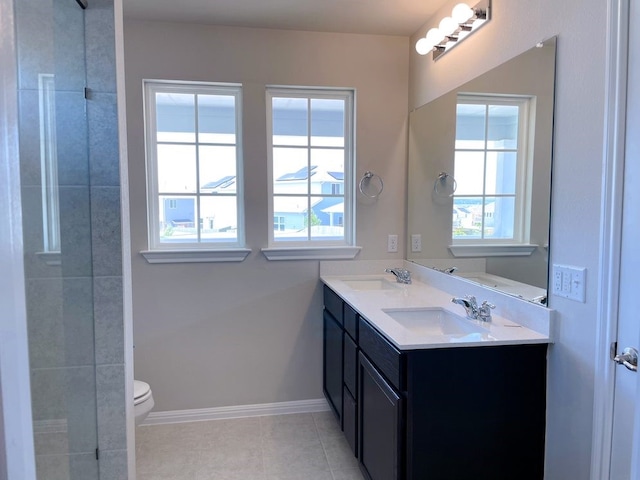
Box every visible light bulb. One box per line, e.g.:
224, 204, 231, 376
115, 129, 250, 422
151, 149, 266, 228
425, 27, 445, 46
452, 3, 474, 24
415, 37, 434, 55
439, 16, 458, 36
444, 40, 457, 51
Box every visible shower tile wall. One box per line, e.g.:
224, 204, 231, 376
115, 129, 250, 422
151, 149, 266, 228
16, 0, 126, 478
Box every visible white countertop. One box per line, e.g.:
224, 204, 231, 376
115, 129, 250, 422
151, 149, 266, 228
321, 273, 551, 351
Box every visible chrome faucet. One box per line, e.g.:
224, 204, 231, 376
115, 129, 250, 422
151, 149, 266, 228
433, 266, 457, 274
385, 268, 412, 284
451, 295, 495, 322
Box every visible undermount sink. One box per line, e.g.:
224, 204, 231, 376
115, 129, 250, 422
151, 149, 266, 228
382, 307, 493, 339
342, 277, 400, 291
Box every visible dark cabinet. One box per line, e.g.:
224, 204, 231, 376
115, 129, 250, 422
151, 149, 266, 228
322, 284, 547, 480
359, 352, 403, 480
323, 285, 359, 456
323, 309, 343, 420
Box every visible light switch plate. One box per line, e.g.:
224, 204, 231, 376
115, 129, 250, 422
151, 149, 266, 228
552, 264, 586, 302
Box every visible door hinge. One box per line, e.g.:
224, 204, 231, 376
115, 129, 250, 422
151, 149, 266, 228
84, 87, 90, 100
610, 341, 618, 360
95, 447, 99, 460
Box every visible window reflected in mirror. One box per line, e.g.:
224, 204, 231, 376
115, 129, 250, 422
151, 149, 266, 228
452, 94, 535, 243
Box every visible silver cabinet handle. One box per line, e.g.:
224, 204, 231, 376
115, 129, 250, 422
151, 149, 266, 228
614, 347, 638, 372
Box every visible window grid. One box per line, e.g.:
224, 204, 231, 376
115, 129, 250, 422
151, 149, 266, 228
267, 88, 355, 247
452, 95, 532, 244
144, 81, 244, 250
454, 104, 518, 239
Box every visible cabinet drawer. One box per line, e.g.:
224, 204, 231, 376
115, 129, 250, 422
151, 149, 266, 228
344, 334, 358, 398
323, 285, 343, 326
359, 317, 404, 391
344, 303, 358, 341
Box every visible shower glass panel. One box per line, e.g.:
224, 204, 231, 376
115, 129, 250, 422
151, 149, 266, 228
16, 0, 100, 478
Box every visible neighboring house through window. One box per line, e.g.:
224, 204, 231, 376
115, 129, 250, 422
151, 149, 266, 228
265, 87, 356, 255
141, 80, 249, 263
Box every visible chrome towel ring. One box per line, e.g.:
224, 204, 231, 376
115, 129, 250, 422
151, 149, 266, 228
359, 171, 384, 198
433, 172, 457, 197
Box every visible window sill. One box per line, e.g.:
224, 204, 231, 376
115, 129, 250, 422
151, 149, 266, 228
261, 246, 361, 261
448, 244, 538, 257
141, 248, 251, 264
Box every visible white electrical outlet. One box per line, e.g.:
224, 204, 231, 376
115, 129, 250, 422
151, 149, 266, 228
411, 234, 422, 253
552, 264, 586, 302
387, 234, 398, 253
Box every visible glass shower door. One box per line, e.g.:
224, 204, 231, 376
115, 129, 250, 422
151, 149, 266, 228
16, 0, 100, 478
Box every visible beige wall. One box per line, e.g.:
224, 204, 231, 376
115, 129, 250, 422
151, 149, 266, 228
411, 0, 606, 478
124, 21, 409, 411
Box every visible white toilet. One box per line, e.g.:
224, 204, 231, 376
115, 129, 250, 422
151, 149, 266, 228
134, 380, 154, 426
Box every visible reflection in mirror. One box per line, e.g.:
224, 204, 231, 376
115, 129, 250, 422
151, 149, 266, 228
407, 37, 556, 304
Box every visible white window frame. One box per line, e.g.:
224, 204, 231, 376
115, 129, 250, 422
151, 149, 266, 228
449, 93, 538, 258
262, 87, 360, 261
141, 80, 250, 264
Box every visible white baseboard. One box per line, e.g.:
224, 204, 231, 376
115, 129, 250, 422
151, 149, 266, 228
141, 398, 330, 426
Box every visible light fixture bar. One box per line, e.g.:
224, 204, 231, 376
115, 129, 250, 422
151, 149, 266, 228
415, 0, 491, 61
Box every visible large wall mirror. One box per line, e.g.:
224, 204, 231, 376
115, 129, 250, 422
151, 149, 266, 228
407, 37, 557, 304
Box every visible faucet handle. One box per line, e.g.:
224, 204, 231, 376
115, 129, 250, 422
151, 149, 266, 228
385, 268, 412, 284
478, 301, 496, 322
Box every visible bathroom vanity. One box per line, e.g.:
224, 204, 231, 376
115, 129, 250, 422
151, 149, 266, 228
321, 274, 550, 480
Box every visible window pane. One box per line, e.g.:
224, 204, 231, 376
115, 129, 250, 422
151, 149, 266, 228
199, 146, 237, 192
156, 93, 195, 143
310, 196, 345, 240
455, 103, 486, 149
272, 97, 308, 146
158, 195, 197, 242
310, 149, 344, 194
485, 151, 517, 195
452, 197, 483, 239
200, 196, 237, 242
273, 147, 309, 194
487, 105, 519, 149
273, 196, 309, 241
157, 144, 197, 193
311, 99, 345, 147
454, 151, 485, 195
484, 196, 515, 239
198, 94, 236, 144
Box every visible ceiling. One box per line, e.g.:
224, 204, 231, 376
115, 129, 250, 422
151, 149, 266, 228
123, 0, 447, 37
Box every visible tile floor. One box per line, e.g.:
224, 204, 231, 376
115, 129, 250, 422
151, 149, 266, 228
135, 411, 366, 480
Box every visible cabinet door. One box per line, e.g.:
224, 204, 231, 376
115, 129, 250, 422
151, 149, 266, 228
359, 352, 403, 480
323, 310, 343, 421
343, 386, 358, 457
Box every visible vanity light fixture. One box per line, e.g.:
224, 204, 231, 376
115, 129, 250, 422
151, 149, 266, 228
415, 0, 490, 60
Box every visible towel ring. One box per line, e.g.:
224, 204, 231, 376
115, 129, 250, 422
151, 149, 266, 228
359, 171, 384, 198
433, 172, 457, 197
